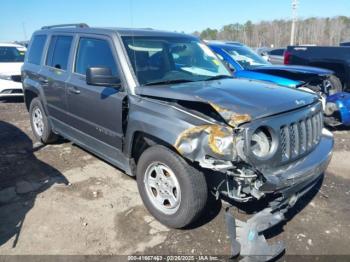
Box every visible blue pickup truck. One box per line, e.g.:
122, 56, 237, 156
208, 41, 350, 126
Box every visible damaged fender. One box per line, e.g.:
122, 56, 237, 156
174, 124, 235, 169
173, 103, 252, 169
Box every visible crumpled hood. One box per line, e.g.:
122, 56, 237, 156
137, 78, 319, 123
251, 64, 333, 76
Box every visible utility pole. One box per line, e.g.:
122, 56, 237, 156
290, 0, 299, 45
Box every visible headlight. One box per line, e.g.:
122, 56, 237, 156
0, 74, 12, 81
250, 127, 273, 159
175, 124, 236, 160
324, 102, 338, 116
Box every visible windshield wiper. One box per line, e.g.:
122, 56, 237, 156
143, 79, 195, 86
204, 75, 233, 81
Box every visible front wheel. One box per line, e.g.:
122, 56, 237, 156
136, 145, 208, 228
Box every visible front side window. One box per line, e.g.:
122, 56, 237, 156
223, 45, 269, 69
75, 37, 117, 76
122, 36, 231, 86
0, 46, 26, 63
27, 35, 47, 65
46, 35, 73, 70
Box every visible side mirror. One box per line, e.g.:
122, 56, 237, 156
86, 67, 121, 87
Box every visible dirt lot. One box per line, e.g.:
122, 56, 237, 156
0, 99, 350, 258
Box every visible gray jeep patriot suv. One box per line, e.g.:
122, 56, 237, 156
22, 24, 333, 236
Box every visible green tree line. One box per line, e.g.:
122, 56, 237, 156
193, 16, 350, 47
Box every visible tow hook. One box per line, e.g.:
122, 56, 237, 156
225, 207, 286, 261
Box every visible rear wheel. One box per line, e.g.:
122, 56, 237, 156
136, 145, 208, 228
29, 98, 58, 144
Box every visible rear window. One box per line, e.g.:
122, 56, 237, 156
46, 35, 73, 70
27, 35, 47, 65
0, 46, 26, 63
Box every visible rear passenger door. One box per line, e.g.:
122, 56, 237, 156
66, 35, 126, 160
41, 34, 73, 122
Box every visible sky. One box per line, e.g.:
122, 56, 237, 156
1, 0, 350, 41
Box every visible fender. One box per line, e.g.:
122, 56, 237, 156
124, 95, 210, 158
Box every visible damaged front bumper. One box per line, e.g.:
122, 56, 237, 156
225, 171, 324, 261
225, 129, 333, 261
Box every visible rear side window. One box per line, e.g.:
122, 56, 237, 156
75, 37, 117, 75
46, 35, 73, 70
27, 35, 47, 65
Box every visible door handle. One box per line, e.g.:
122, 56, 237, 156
67, 86, 81, 94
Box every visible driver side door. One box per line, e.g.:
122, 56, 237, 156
64, 35, 127, 167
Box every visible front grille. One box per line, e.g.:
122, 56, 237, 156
11, 89, 23, 94
280, 111, 323, 162
11, 75, 22, 83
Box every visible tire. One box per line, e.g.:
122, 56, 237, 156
136, 145, 208, 228
29, 98, 58, 144
324, 75, 342, 95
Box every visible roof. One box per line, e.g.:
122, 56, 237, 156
35, 25, 197, 39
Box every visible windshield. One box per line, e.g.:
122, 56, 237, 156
0, 46, 26, 62
122, 36, 231, 85
223, 45, 269, 69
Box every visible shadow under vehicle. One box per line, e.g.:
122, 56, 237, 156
0, 121, 68, 247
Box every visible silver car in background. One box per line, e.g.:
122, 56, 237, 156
265, 48, 285, 64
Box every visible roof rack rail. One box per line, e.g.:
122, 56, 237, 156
41, 23, 89, 30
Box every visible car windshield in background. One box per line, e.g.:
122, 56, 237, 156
0, 46, 26, 62
223, 45, 269, 69
122, 36, 231, 86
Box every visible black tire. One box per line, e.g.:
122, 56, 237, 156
324, 75, 342, 95
136, 145, 208, 228
29, 98, 58, 144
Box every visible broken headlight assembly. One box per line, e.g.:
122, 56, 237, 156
207, 125, 236, 157
220, 126, 278, 202
174, 124, 240, 170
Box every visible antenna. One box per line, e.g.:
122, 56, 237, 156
290, 0, 299, 45
22, 22, 28, 41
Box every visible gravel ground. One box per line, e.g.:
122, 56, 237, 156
0, 99, 349, 259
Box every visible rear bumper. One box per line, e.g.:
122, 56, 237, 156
260, 128, 333, 194
0, 79, 23, 97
